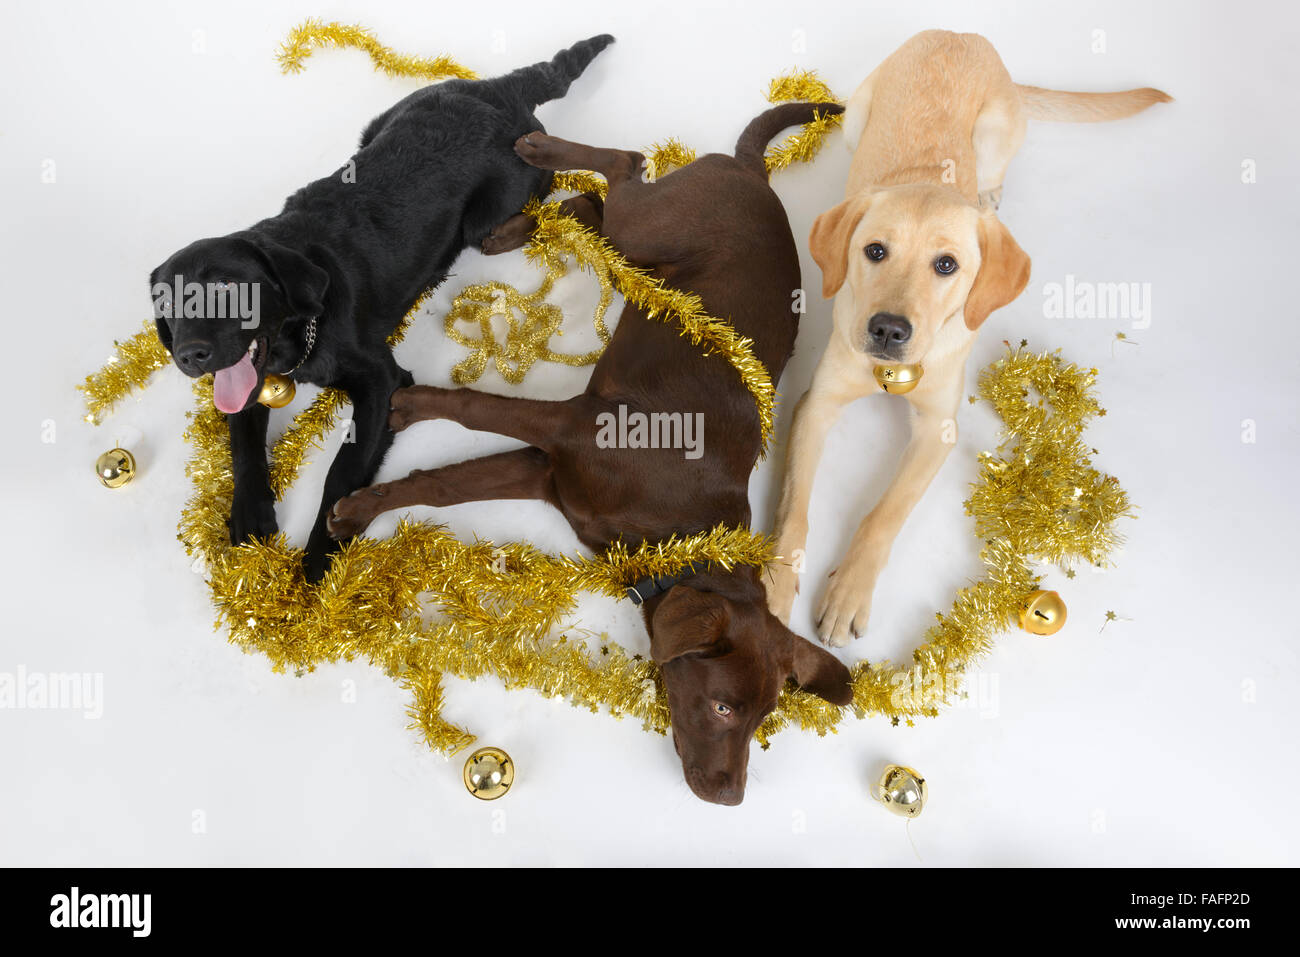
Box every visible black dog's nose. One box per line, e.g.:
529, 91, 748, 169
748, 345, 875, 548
867, 312, 912, 348
174, 341, 214, 374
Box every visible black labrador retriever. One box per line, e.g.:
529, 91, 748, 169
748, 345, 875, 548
150, 35, 614, 581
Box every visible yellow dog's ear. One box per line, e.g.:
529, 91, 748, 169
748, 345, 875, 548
808, 193, 873, 299
965, 214, 1032, 330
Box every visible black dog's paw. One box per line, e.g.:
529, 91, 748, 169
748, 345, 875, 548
227, 494, 278, 545
481, 212, 536, 255
302, 536, 342, 584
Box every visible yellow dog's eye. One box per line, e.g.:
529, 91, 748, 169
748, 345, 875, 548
934, 255, 958, 275
713, 702, 733, 717
865, 243, 887, 262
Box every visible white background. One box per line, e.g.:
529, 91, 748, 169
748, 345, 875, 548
2, 0, 1297, 866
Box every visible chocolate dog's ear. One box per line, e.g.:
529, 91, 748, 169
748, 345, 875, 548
788, 630, 854, 705
242, 237, 330, 318
964, 213, 1031, 331
649, 585, 728, 664
808, 192, 873, 299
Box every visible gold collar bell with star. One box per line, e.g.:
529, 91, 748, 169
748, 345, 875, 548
873, 363, 924, 395
257, 374, 296, 408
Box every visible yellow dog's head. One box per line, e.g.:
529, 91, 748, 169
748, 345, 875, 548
810, 185, 1031, 363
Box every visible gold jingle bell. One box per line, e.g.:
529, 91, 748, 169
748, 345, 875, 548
258, 373, 296, 409
463, 746, 514, 800
873, 363, 923, 395
94, 448, 137, 489
1018, 589, 1068, 636
874, 764, 927, 818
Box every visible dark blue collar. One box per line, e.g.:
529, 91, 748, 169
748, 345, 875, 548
625, 560, 712, 605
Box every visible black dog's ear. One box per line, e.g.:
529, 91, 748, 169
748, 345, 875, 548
240, 236, 330, 317
154, 316, 174, 352
786, 626, 854, 705
649, 585, 728, 664
148, 269, 174, 352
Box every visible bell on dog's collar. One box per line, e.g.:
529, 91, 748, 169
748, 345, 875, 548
258, 373, 296, 408
872, 363, 923, 395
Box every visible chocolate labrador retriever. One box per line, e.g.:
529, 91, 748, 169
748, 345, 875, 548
326, 103, 854, 805
149, 35, 614, 582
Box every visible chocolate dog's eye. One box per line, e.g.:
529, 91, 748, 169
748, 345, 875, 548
713, 702, 733, 717
865, 243, 887, 262
934, 255, 958, 275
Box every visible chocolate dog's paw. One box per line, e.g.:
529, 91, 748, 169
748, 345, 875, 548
388, 385, 444, 433
326, 486, 386, 540
513, 131, 565, 170
227, 495, 278, 545
481, 212, 537, 255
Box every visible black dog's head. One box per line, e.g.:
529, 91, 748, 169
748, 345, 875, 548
150, 234, 329, 413
650, 584, 853, 805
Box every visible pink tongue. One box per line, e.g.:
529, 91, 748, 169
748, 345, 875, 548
213, 353, 258, 413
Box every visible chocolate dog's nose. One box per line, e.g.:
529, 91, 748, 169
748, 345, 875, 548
174, 341, 214, 375
867, 312, 912, 348
714, 786, 743, 806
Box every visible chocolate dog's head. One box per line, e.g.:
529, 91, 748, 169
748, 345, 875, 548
650, 583, 853, 805
150, 234, 329, 413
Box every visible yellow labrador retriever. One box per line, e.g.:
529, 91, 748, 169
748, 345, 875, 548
768, 30, 1169, 645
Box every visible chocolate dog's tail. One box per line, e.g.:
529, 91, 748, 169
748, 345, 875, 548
505, 34, 615, 110
734, 102, 845, 177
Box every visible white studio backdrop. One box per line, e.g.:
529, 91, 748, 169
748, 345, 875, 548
1, 0, 1296, 865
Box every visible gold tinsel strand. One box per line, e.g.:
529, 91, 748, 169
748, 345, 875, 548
483, 72, 837, 388
95, 339, 1128, 754
402, 665, 477, 755
522, 198, 778, 454
78, 320, 172, 425
643, 138, 698, 179
763, 70, 844, 174
443, 268, 613, 385
277, 19, 478, 80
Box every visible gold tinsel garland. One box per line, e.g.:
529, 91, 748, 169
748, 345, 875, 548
442, 69, 839, 408
80, 23, 1132, 757
80, 321, 172, 425
442, 264, 613, 385
87, 329, 1131, 753
521, 198, 779, 453
276, 19, 477, 80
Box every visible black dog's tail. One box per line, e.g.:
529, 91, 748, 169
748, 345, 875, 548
505, 34, 615, 110
734, 102, 844, 177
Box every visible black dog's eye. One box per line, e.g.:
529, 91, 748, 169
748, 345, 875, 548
713, 702, 733, 717
865, 243, 887, 262
934, 255, 958, 275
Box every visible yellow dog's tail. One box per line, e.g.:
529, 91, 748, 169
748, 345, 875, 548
1016, 84, 1172, 122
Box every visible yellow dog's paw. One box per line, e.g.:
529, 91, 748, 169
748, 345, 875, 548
815, 555, 882, 647
764, 561, 801, 625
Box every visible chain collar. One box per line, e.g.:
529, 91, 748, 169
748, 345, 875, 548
285, 316, 317, 375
